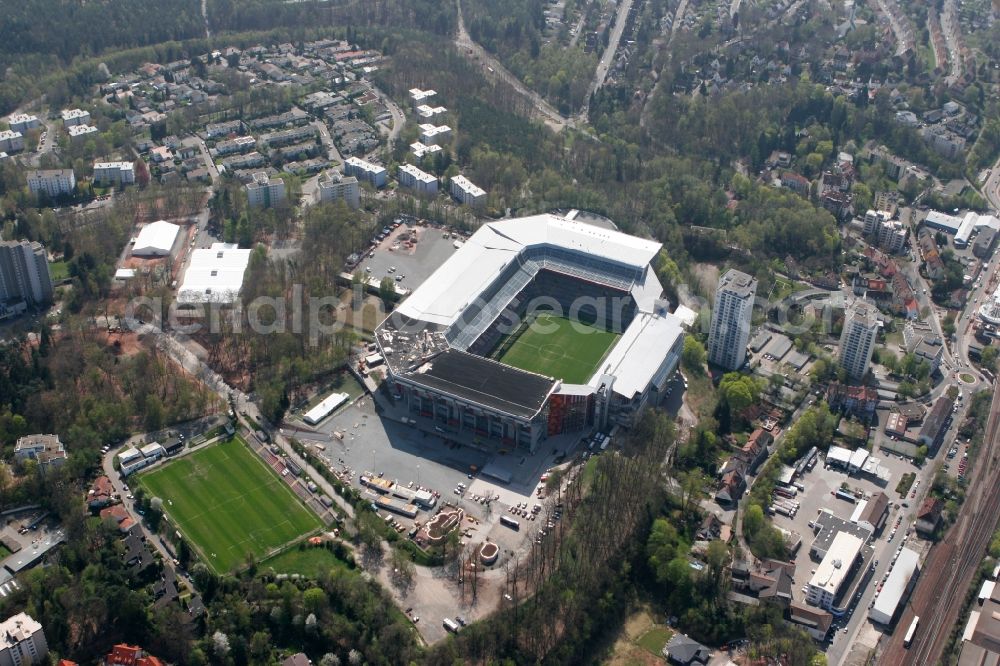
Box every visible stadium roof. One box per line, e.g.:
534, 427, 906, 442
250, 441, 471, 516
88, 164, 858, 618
133, 220, 180, 256
596, 310, 684, 398
177, 243, 252, 304
396, 214, 662, 327
410, 349, 557, 419
870, 547, 919, 624
809, 532, 863, 595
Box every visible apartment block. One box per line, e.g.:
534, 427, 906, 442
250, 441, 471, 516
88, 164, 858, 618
0, 240, 54, 306
344, 156, 387, 188
397, 164, 437, 195
0, 130, 24, 154
417, 123, 451, 146
408, 88, 437, 109
0, 612, 48, 666
317, 173, 361, 209
450, 175, 486, 206
14, 434, 67, 469
246, 172, 286, 208
204, 119, 244, 139
7, 114, 40, 134
92, 161, 135, 187
708, 269, 757, 370
26, 169, 76, 198
61, 108, 91, 127
839, 302, 879, 380
67, 125, 98, 142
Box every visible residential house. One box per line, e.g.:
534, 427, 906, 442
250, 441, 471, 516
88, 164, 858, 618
781, 171, 811, 197
14, 434, 67, 469
662, 634, 711, 666
826, 383, 879, 421
715, 468, 746, 507
915, 497, 943, 538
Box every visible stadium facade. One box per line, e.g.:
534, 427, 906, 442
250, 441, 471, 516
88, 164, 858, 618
374, 214, 685, 453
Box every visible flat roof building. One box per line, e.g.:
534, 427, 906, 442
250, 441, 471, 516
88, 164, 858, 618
450, 175, 486, 206
708, 269, 756, 370
317, 172, 360, 209
7, 114, 40, 134
66, 124, 98, 141
397, 164, 437, 195
919, 394, 955, 453
132, 221, 180, 257
246, 172, 286, 208
177, 243, 252, 304
93, 161, 135, 186
408, 88, 437, 109
839, 302, 879, 380
14, 434, 67, 469
26, 169, 75, 198
344, 156, 387, 188
0, 612, 48, 665
417, 123, 451, 146
806, 532, 864, 611
869, 547, 920, 624
61, 108, 91, 127
0, 240, 53, 307
0, 130, 23, 154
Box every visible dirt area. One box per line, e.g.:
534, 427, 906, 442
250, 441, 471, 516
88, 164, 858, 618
98, 330, 146, 357
606, 609, 670, 666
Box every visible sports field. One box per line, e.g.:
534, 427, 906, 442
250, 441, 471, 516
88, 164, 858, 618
495, 313, 620, 383
139, 436, 322, 574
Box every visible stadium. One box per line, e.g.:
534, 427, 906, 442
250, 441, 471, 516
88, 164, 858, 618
374, 213, 685, 454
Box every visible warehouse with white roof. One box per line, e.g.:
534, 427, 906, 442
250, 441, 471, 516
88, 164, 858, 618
132, 220, 180, 257
176, 243, 252, 304
375, 213, 685, 452
869, 547, 920, 625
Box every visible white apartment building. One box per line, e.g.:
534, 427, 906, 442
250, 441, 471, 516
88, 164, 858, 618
839, 302, 879, 380
92, 161, 135, 187
450, 175, 486, 206
0, 130, 24, 154
398, 164, 437, 195
317, 173, 361, 209
415, 104, 447, 119
26, 169, 76, 198
410, 141, 442, 159
7, 114, 40, 134
707, 269, 757, 370
0, 240, 53, 306
246, 172, 286, 208
344, 156, 387, 188
408, 88, 437, 109
61, 108, 91, 127
862, 209, 890, 236
805, 532, 863, 611
67, 124, 98, 142
13, 434, 67, 469
0, 612, 48, 666
418, 123, 451, 146
204, 119, 244, 138
212, 135, 256, 156
876, 220, 907, 254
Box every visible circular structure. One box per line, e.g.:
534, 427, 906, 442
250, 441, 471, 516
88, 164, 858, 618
479, 541, 499, 565
959, 373, 976, 384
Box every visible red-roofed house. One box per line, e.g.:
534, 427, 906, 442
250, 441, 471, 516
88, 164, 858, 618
88, 475, 115, 509
105, 644, 165, 666
100, 505, 135, 533
915, 497, 943, 538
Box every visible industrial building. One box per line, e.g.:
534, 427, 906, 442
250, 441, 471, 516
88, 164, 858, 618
176, 243, 252, 304
869, 547, 920, 625
132, 221, 181, 257
805, 531, 864, 611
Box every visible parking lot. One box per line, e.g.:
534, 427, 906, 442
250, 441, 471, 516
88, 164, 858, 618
766, 449, 926, 629
357, 223, 464, 294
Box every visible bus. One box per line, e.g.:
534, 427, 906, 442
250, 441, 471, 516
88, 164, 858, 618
500, 515, 520, 531
904, 616, 919, 648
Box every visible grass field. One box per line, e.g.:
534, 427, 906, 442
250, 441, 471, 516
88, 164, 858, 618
263, 546, 353, 578
495, 313, 620, 383
139, 436, 322, 574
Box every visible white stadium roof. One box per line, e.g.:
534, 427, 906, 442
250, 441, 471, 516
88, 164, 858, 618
595, 310, 684, 398
396, 214, 662, 327
133, 220, 180, 256
177, 243, 252, 304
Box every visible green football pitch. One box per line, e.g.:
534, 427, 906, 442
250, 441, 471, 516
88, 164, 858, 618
139, 436, 322, 574
494, 313, 620, 384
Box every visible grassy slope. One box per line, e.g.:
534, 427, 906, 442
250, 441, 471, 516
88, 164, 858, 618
139, 436, 321, 573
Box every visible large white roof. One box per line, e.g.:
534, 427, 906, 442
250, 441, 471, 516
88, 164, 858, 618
809, 532, 863, 596
177, 243, 252, 303
396, 213, 662, 327
593, 310, 683, 398
871, 547, 919, 622
133, 220, 180, 256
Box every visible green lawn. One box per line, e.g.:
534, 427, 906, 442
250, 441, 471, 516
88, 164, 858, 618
263, 546, 352, 578
49, 260, 69, 282
0, 545, 10, 559
635, 626, 674, 656
139, 436, 322, 574
494, 313, 620, 383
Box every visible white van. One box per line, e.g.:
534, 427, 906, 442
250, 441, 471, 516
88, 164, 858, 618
443, 618, 460, 633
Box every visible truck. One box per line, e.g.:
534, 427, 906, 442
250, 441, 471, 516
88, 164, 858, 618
835, 488, 856, 503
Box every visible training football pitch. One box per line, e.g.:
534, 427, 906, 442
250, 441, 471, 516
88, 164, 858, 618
495, 313, 620, 384
139, 436, 321, 574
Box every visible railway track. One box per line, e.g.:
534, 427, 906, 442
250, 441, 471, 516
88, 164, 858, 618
879, 388, 1000, 665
